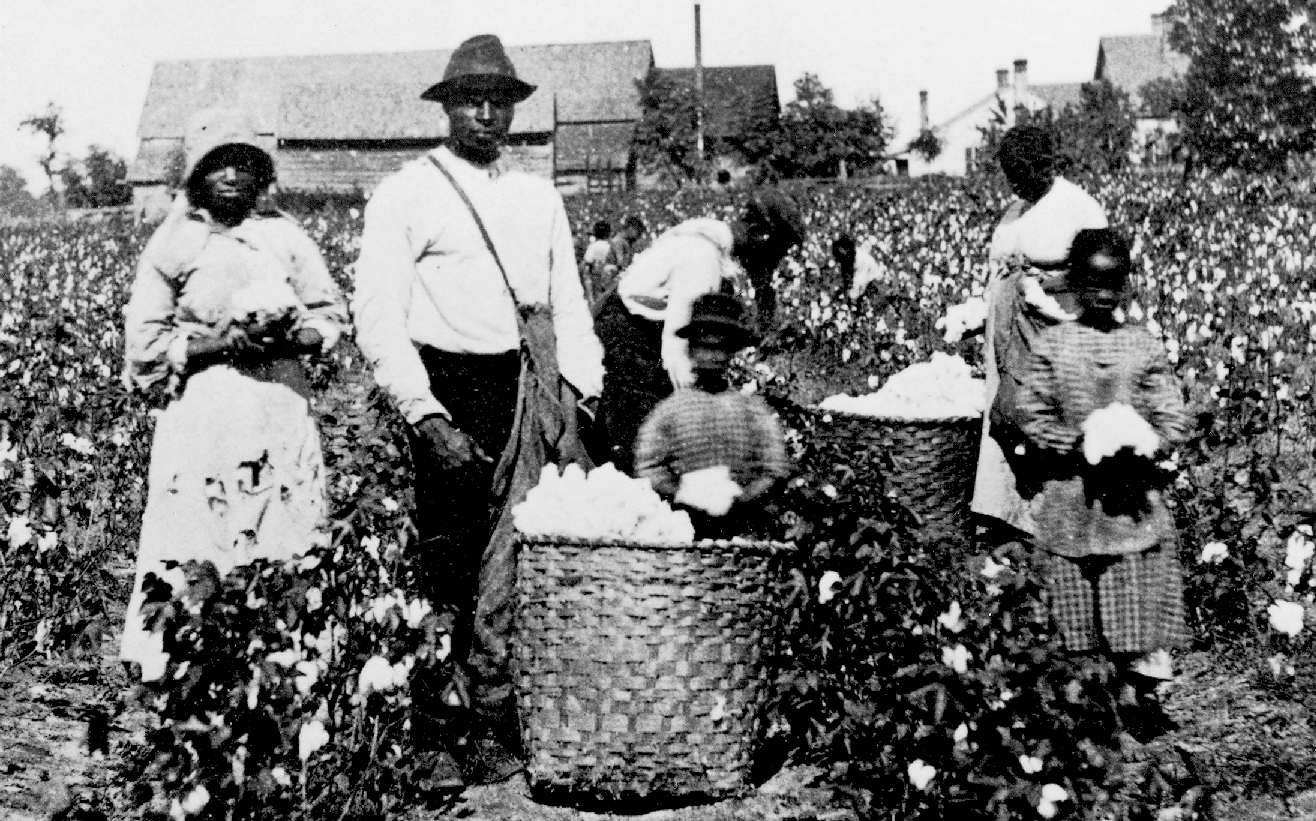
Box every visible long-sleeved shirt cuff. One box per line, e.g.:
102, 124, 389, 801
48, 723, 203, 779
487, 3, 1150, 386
562, 362, 604, 400
399, 395, 450, 426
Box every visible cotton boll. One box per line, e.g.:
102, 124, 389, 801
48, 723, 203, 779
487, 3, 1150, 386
1081, 403, 1159, 465
1268, 600, 1305, 637
820, 353, 985, 420
513, 463, 695, 545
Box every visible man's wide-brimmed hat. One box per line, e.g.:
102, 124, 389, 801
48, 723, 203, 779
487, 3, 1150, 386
421, 34, 536, 104
676, 293, 759, 348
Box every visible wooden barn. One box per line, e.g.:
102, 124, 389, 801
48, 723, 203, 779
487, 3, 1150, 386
127, 40, 656, 214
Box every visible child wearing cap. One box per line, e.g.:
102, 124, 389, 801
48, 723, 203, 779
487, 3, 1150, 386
1015, 228, 1188, 737
633, 293, 790, 539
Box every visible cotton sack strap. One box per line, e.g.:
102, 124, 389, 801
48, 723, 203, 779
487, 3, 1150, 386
427, 154, 530, 312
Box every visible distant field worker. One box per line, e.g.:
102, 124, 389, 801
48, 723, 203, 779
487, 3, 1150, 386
634, 293, 789, 539
609, 215, 647, 272
580, 220, 612, 305
120, 107, 348, 679
595, 190, 803, 473
835, 234, 889, 300
974, 125, 1109, 542
1016, 229, 1187, 729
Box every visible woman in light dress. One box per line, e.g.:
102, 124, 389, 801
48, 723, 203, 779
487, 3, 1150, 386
972, 125, 1108, 542
120, 108, 347, 678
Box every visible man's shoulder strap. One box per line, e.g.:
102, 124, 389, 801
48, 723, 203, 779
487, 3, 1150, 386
427, 153, 522, 309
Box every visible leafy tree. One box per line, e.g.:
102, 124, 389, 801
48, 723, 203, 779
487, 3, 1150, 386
1167, 0, 1316, 171
0, 165, 40, 218
973, 81, 1135, 176
1050, 80, 1137, 174
764, 73, 893, 179
631, 69, 708, 186
60, 145, 130, 209
18, 103, 65, 198
909, 129, 943, 162
1138, 75, 1188, 121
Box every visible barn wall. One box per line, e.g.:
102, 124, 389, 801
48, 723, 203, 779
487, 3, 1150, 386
276, 140, 554, 194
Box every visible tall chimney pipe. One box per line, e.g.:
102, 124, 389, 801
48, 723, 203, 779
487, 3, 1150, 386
996, 68, 1010, 93
694, 4, 705, 162
1013, 58, 1029, 102
918, 90, 929, 131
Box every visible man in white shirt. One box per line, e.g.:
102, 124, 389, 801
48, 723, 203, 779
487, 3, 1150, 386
352, 34, 603, 784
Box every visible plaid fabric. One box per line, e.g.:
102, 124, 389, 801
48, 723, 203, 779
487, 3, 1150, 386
1017, 321, 1187, 455
633, 387, 789, 498
1041, 542, 1188, 654
1017, 321, 1188, 558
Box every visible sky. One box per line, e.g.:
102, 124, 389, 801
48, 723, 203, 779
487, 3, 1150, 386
0, 0, 1171, 192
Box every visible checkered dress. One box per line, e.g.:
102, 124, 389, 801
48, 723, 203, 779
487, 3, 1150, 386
633, 387, 789, 500
1016, 320, 1190, 653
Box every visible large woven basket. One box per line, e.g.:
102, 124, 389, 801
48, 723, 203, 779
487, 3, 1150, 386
514, 535, 786, 804
809, 409, 981, 551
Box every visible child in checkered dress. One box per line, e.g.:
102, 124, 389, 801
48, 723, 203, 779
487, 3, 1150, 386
1015, 229, 1189, 725
634, 293, 789, 539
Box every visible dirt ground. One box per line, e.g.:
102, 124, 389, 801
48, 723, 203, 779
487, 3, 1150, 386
2, 646, 1315, 820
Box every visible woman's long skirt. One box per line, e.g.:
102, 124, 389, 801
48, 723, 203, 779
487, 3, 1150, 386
120, 365, 327, 679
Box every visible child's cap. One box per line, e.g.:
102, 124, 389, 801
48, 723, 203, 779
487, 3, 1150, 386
676, 293, 758, 349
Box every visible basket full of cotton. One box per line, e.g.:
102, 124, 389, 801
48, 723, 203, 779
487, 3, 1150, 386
511, 463, 788, 803
814, 353, 986, 551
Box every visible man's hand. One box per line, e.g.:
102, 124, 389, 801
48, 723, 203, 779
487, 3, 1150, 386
415, 415, 491, 472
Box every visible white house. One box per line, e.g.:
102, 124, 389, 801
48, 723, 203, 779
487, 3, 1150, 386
896, 60, 1083, 177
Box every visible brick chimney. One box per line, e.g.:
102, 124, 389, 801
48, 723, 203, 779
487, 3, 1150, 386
919, 90, 929, 131
1150, 11, 1168, 41
1151, 11, 1169, 56
996, 68, 1010, 93
1013, 58, 1029, 104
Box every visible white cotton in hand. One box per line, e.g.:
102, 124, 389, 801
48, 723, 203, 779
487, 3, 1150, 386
1080, 403, 1159, 465
675, 465, 742, 517
936, 297, 987, 343
1021, 276, 1077, 322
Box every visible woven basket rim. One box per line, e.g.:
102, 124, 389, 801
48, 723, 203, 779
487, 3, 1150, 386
808, 406, 982, 425
516, 533, 792, 554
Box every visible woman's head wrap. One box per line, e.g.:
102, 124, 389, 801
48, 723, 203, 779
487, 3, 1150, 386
181, 107, 276, 204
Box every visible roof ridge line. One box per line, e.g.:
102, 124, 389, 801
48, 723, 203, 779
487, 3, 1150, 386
152, 39, 654, 66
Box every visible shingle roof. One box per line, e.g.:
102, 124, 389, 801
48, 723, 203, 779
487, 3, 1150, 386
1095, 35, 1189, 112
653, 65, 780, 138
135, 40, 655, 142
1030, 82, 1085, 112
